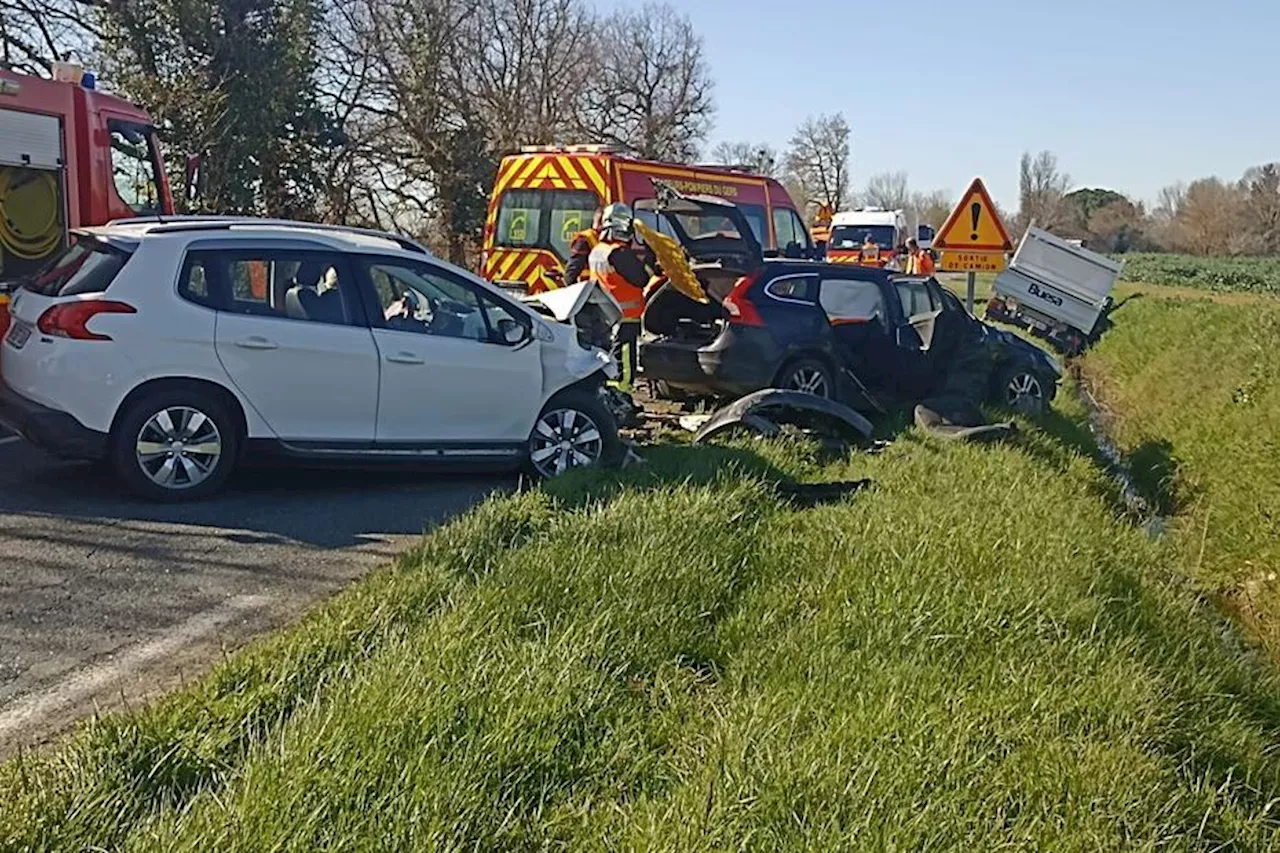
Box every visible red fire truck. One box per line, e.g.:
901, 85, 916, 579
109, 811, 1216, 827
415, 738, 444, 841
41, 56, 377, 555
0, 63, 174, 338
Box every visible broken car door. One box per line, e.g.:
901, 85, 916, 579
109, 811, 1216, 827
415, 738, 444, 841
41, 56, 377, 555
817, 273, 915, 398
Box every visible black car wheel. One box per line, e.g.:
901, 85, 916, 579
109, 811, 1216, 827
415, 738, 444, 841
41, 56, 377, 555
776, 358, 835, 399
1000, 367, 1048, 416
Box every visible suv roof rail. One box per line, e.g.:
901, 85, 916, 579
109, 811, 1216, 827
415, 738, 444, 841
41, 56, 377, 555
106, 216, 431, 255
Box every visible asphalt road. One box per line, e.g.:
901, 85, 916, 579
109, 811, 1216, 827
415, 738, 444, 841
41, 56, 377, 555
0, 431, 509, 753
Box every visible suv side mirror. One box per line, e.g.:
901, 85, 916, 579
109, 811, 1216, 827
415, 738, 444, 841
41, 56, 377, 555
499, 318, 529, 345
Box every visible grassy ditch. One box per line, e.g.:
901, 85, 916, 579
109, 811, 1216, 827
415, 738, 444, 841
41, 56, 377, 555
5, 420, 1280, 848
1078, 293, 1280, 649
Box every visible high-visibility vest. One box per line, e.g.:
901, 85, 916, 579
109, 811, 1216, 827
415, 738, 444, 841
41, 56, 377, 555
588, 240, 645, 321
907, 250, 936, 276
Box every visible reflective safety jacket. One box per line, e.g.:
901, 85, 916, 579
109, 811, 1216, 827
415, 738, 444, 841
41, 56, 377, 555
588, 239, 649, 321
907, 250, 936, 276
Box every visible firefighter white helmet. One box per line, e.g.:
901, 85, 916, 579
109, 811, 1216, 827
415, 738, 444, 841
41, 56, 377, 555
601, 203, 634, 241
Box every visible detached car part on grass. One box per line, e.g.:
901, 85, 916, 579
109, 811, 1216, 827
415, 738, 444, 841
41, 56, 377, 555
692, 389, 874, 445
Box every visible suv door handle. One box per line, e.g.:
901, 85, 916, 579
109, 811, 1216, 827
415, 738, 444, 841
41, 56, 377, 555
385, 352, 424, 365
235, 336, 278, 350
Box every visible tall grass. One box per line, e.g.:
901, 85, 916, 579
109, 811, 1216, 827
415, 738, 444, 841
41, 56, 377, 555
1081, 294, 1280, 649
5, 427, 1280, 849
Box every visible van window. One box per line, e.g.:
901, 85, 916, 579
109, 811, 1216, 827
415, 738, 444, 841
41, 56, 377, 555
496, 190, 544, 249
494, 188, 599, 260
772, 208, 811, 252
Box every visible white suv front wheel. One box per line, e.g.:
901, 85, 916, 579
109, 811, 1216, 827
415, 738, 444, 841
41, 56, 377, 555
527, 389, 620, 478
110, 386, 240, 501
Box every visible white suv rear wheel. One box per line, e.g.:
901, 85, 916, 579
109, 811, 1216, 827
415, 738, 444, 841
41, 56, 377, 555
111, 387, 239, 501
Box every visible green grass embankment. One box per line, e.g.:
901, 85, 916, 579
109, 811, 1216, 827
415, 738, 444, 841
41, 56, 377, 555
1079, 294, 1280, 649
5, 422, 1280, 849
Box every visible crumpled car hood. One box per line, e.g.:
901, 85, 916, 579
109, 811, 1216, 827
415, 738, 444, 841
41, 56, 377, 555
524, 280, 622, 326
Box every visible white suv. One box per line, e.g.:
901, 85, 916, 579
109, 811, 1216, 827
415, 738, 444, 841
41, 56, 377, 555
0, 218, 621, 501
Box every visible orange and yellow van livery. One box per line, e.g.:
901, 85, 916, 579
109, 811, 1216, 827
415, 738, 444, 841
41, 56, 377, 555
482, 145, 810, 294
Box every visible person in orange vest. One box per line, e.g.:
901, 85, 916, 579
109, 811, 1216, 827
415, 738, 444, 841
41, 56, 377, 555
905, 237, 936, 276
563, 207, 604, 286
860, 234, 880, 265
588, 203, 650, 392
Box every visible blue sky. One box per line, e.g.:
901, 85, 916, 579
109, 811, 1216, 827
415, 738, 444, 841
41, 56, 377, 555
597, 0, 1278, 209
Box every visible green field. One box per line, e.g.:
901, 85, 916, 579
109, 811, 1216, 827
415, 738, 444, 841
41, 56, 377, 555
1118, 254, 1280, 295
6, 408, 1280, 848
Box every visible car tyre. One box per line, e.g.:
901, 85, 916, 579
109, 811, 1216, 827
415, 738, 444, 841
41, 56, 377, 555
527, 388, 621, 478
776, 357, 835, 399
110, 386, 239, 502
999, 367, 1049, 417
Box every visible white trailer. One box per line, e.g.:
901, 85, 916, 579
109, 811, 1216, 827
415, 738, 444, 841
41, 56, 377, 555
988, 226, 1124, 355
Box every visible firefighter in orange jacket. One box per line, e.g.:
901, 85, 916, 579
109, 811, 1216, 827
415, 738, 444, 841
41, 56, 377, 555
563, 207, 604, 286
589, 203, 650, 392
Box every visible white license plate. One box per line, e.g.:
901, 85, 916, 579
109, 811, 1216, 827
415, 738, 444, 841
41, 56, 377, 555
6, 322, 31, 349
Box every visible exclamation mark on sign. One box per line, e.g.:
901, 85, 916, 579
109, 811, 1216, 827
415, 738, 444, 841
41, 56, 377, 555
970, 203, 981, 241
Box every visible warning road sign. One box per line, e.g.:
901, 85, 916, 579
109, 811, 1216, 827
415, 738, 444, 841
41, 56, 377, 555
934, 178, 1013, 254
938, 251, 1007, 273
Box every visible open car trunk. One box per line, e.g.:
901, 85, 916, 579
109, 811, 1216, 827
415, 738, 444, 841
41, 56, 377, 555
637, 183, 762, 344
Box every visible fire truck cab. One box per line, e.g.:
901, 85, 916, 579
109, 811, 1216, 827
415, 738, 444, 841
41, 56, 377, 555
1, 64, 173, 287
482, 144, 812, 294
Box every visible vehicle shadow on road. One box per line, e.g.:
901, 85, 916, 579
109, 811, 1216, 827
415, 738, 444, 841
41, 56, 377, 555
0, 454, 511, 549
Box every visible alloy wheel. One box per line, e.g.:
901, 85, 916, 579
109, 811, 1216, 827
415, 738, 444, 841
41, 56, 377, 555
134, 406, 223, 490
1005, 372, 1044, 411
788, 366, 830, 398
529, 407, 604, 477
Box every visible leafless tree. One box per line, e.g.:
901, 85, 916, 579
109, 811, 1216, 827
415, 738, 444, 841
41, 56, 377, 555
862, 171, 910, 210
783, 112, 850, 213
575, 2, 714, 161
1177, 177, 1245, 255
452, 0, 593, 152
910, 189, 953, 229
709, 140, 777, 175
1017, 150, 1071, 231
0, 0, 97, 74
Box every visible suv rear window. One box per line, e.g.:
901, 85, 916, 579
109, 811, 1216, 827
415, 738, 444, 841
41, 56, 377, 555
21, 237, 131, 297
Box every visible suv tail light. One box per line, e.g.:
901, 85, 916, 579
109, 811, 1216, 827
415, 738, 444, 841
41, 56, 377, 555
37, 300, 136, 340
722, 274, 764, 327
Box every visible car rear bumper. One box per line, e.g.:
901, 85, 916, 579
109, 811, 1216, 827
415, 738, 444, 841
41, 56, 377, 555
641, 327, 782, 397
0, 384, 108, 460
